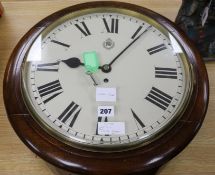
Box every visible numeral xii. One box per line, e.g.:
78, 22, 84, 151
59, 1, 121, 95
103, 18, 119, 33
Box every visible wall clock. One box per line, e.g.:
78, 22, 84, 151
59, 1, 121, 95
3, 1, 209, 175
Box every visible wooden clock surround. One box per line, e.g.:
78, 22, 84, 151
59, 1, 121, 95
3, 1, 209, 175
0, 2, 3, 16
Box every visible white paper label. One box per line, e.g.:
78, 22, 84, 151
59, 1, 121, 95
98, 122, 125, 135
98, 106, 114, 117
96, 87, 116, 102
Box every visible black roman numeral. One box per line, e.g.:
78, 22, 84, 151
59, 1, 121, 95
102, 18, 119, 33
145, 87, 173, 110
147, 44, 167, 55
51, 40, 70, 48
37, 62, 59, 72
131, 109, 145, 129
155, 67, 177, 79
58, 101, 81, 127
131, 26, 143, 39
38, 80, 63, 104
75, 22, 91, 36
96, 117, 108, 135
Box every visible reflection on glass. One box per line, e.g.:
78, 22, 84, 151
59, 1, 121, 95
27, 35, 42, 62
169, 33, 182, 54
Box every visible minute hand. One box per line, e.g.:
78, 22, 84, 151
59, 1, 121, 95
108, 25, 152, 66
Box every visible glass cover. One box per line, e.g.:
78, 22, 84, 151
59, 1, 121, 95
22, 8, 192, 150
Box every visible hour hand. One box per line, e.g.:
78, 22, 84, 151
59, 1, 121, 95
62, 51, 100, 72
62, 57, 84, 68
62, 52, 100, 86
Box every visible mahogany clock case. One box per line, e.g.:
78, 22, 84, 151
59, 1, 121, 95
0, 2, 3, 17
3, 1, 209, 175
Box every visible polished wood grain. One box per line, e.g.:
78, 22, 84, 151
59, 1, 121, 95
0, 1, 215, 175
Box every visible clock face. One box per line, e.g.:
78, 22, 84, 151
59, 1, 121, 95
22, 8, 192, 150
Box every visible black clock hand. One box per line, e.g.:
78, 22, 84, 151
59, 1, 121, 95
86, 71, 99, 86
101, 25, 152, 73
62, 57, 99, 86
109, 25, 152, 66
62, 57, 84, 68
62, 57, 103, 70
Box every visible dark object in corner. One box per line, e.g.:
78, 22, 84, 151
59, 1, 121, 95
176, 0, 215, 61
0, 2, 3, 17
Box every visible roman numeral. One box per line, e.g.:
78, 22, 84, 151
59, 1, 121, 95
37, 62, 59, 72
38, 80, 63, 104
58, 101, 81, 127
75, 22, 91, 36
145, 87, 173, 110
147, 44, 167, 55
102, 18, 119, 33
131, 26, 143, 39
131, 109, 145, 129
155, 67, 177, 79
96, 117, 108, 135
51, 40, 70, 48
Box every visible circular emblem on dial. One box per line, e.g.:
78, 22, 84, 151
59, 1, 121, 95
103, 38, 115, 49
3, 1, 209, 174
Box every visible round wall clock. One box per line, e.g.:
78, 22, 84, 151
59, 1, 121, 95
3, 1, 209, 175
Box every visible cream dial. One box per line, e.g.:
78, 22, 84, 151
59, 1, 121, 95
22, 10, 191, 149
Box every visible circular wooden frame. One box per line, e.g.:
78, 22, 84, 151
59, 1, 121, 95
3, 1, 209, 175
